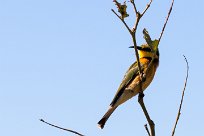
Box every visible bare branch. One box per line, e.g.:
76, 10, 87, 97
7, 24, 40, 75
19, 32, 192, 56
158, 0, 174, 45
144, 124, 151, 136
141, 0, 153, 17
111, 9, 132, 35
130, 0, 138, 18
138, 94, 155, 136
129, 1, 142, 77
130, 1, 140, 32
171, 55, 189, 136
40, 119, 85, 136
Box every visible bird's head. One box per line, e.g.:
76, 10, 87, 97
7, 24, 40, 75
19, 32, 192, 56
129, 44, 159, 59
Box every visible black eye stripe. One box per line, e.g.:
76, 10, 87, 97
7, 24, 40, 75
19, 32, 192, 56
137, 47, 152, 52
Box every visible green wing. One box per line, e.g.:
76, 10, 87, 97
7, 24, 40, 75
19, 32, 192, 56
110, 61, 140, 107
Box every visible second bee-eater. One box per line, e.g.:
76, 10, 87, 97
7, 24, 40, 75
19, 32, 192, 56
98, 44, 159, 129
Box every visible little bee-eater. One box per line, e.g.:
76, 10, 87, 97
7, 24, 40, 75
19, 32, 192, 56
98, 44, 159, 129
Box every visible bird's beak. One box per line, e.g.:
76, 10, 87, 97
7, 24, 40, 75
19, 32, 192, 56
129, 46, 142, 50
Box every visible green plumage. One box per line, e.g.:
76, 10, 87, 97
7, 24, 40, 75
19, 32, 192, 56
110, 61, 140, 107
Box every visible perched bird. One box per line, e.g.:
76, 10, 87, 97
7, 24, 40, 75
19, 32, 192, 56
97, 44, 159, 129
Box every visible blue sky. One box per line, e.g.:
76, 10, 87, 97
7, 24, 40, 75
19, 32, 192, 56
0, 0, 203, 136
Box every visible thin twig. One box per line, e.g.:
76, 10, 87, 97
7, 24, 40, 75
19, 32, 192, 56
158, 0, 174, 45
144, 124, 151, 136
111, 9, 132, 35
131, 1, 140, 33
171, 55, 189, 136
141, 0, 153, 16
40, 119, 85, 136
130, 0, 138, 18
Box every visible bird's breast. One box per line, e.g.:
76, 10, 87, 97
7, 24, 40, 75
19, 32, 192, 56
127, 59, 158, 95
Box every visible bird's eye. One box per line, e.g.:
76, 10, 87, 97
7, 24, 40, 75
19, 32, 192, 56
141, 48, 151, 52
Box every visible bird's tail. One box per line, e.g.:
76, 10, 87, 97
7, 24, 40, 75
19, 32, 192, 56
97, 106, 117, 129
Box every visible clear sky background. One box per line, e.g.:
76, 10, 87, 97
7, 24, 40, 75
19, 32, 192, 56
0, 0, 203, 136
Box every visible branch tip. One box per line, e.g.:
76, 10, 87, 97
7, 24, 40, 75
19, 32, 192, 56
40, 119, 85, 136
171, 55, 189, 136
144, 124, 151, 136
158, 0, 174, 45
40, 119, 45, 122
